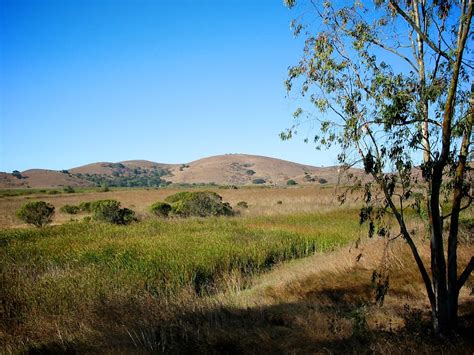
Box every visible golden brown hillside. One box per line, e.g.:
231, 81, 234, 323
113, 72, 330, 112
0, 170, 93, 189
165, 154, 359, 185
0, 154, 366, 188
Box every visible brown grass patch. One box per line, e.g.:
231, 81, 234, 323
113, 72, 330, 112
0, 186, 357, 228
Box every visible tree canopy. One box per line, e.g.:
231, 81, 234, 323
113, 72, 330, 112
284, 0, 473, 335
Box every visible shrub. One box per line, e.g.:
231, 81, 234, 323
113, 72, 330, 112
319, 178, 328, 184
60, 204, 79, 214
16, 201, 55, 227
78, 201, 93, 212
164, 191, 192, 203
63, 186, 75, 193
276, 200, 283, 205
252, 178, 266, 184
236, 201, 248, 208
287, 179, 298, 186
117, 208, 137, 225
165, 191, 234, 217
246, 169, 256, 175
92, 200, 136, 225
150, 201, 172, 217
12, 170, 23, 179
47, 190, 60, 195
99, 183, 110, 192
219, 185, 238, 190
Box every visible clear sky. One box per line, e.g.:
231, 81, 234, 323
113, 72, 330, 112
0, 0, 340, 172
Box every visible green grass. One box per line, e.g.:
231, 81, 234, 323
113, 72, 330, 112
1, 210, 359, 294
0, 209, 360, 351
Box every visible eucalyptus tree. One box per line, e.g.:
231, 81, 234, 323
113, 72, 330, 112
283, 0, 473, 335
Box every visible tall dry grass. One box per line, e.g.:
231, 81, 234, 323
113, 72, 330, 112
0, 186, 472, 353
0, 186, 354, 228
0, 207, 361, 352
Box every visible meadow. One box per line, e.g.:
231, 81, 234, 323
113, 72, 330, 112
0, 186, 473, 353
0, 185, 346, 228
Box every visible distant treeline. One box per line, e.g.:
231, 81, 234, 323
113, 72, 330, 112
74, 165, 171, 187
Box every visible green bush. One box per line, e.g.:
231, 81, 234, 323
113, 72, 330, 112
287, 179, 298, 186
236, 201, 248, 209
78, 201, 93, 212
164, 191, 192, 203
117, 208, 137, 225
47, 190, 60, 195
252, 178, 266, 184
63, 186, 75, 193
165, 191, 233, 217
92, 200, 136, 225
319, 178, 328, 184
12, 170, 23, 179
99, 182, 110, 192
16, 201, 55, 227
60, 204, 80, 214
150, 201, 172, 217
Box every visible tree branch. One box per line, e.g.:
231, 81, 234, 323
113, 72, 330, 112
388, 0, 453, 63
442, 195, 473, 220
457, 257, 474, 291
369, 38, 419, 71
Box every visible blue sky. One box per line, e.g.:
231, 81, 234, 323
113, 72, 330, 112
0, 0, 340, 172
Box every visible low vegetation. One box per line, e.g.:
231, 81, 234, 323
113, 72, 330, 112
0, 186, 472, 352
0, 187, 103, 199
149, 201, 172, 217
77, 165, 170, 188
12, 170, 23, 179
16, 201, 55, 228
59, 204, 80, 214
0, 209, 359, 351
63, 186, 75, 193
91, 200, 136, 225
236, 201, 249, 208
58, 199, 137, 225
160, 191, 234, 217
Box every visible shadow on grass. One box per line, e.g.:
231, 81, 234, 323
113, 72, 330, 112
25, 288, 474, 354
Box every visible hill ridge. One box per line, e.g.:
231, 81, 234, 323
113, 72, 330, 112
1, 154, 363, 188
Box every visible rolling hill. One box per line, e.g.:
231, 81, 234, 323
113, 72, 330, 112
0, 154, 366, 188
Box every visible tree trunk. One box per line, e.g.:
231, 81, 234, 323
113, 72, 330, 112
428, 2, 472, 334
429, 174, 449, 335
447, 84, 474, 329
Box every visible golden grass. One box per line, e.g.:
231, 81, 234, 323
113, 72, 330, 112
0, 185, 354, 228
0, 186, 473, 353
160, 238, 474, 354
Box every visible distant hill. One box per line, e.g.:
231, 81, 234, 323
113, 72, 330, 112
0, 154, 366, 188
164, 154, 356, 186
0, 169, 92, 189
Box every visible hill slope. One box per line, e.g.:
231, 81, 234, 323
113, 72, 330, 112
165, 154, 352, 185
0, 170, 93, 189
0, 154, 364, 188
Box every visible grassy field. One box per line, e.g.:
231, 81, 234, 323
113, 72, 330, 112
0, 185, 347, 228
0, 186, 473, 353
